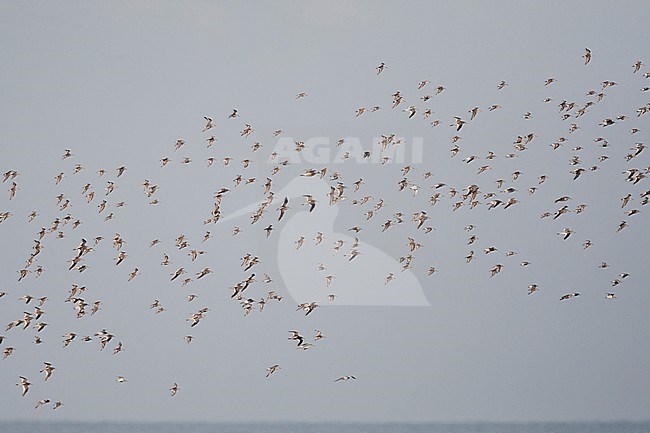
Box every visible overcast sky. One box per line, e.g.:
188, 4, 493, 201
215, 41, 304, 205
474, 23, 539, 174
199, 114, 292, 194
1, 0, 649, 423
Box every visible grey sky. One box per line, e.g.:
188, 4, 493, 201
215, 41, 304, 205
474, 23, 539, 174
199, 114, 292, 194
1, 0, 649, 423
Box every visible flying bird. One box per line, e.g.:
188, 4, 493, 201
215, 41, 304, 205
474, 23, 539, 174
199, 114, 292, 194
334, 375, 356, 382
17, 377, 30, 396
278, 197, 289, 221
266, 364, 281, 377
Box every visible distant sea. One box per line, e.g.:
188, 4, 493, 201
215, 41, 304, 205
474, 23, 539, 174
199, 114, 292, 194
1, 422, 650, 433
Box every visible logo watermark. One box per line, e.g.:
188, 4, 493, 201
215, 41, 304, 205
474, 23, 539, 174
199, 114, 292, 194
217, 175, 430, 307
268, 136, 424, 165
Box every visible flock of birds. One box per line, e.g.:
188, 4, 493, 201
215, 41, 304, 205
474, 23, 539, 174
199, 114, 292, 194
1, 48, 649, 412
